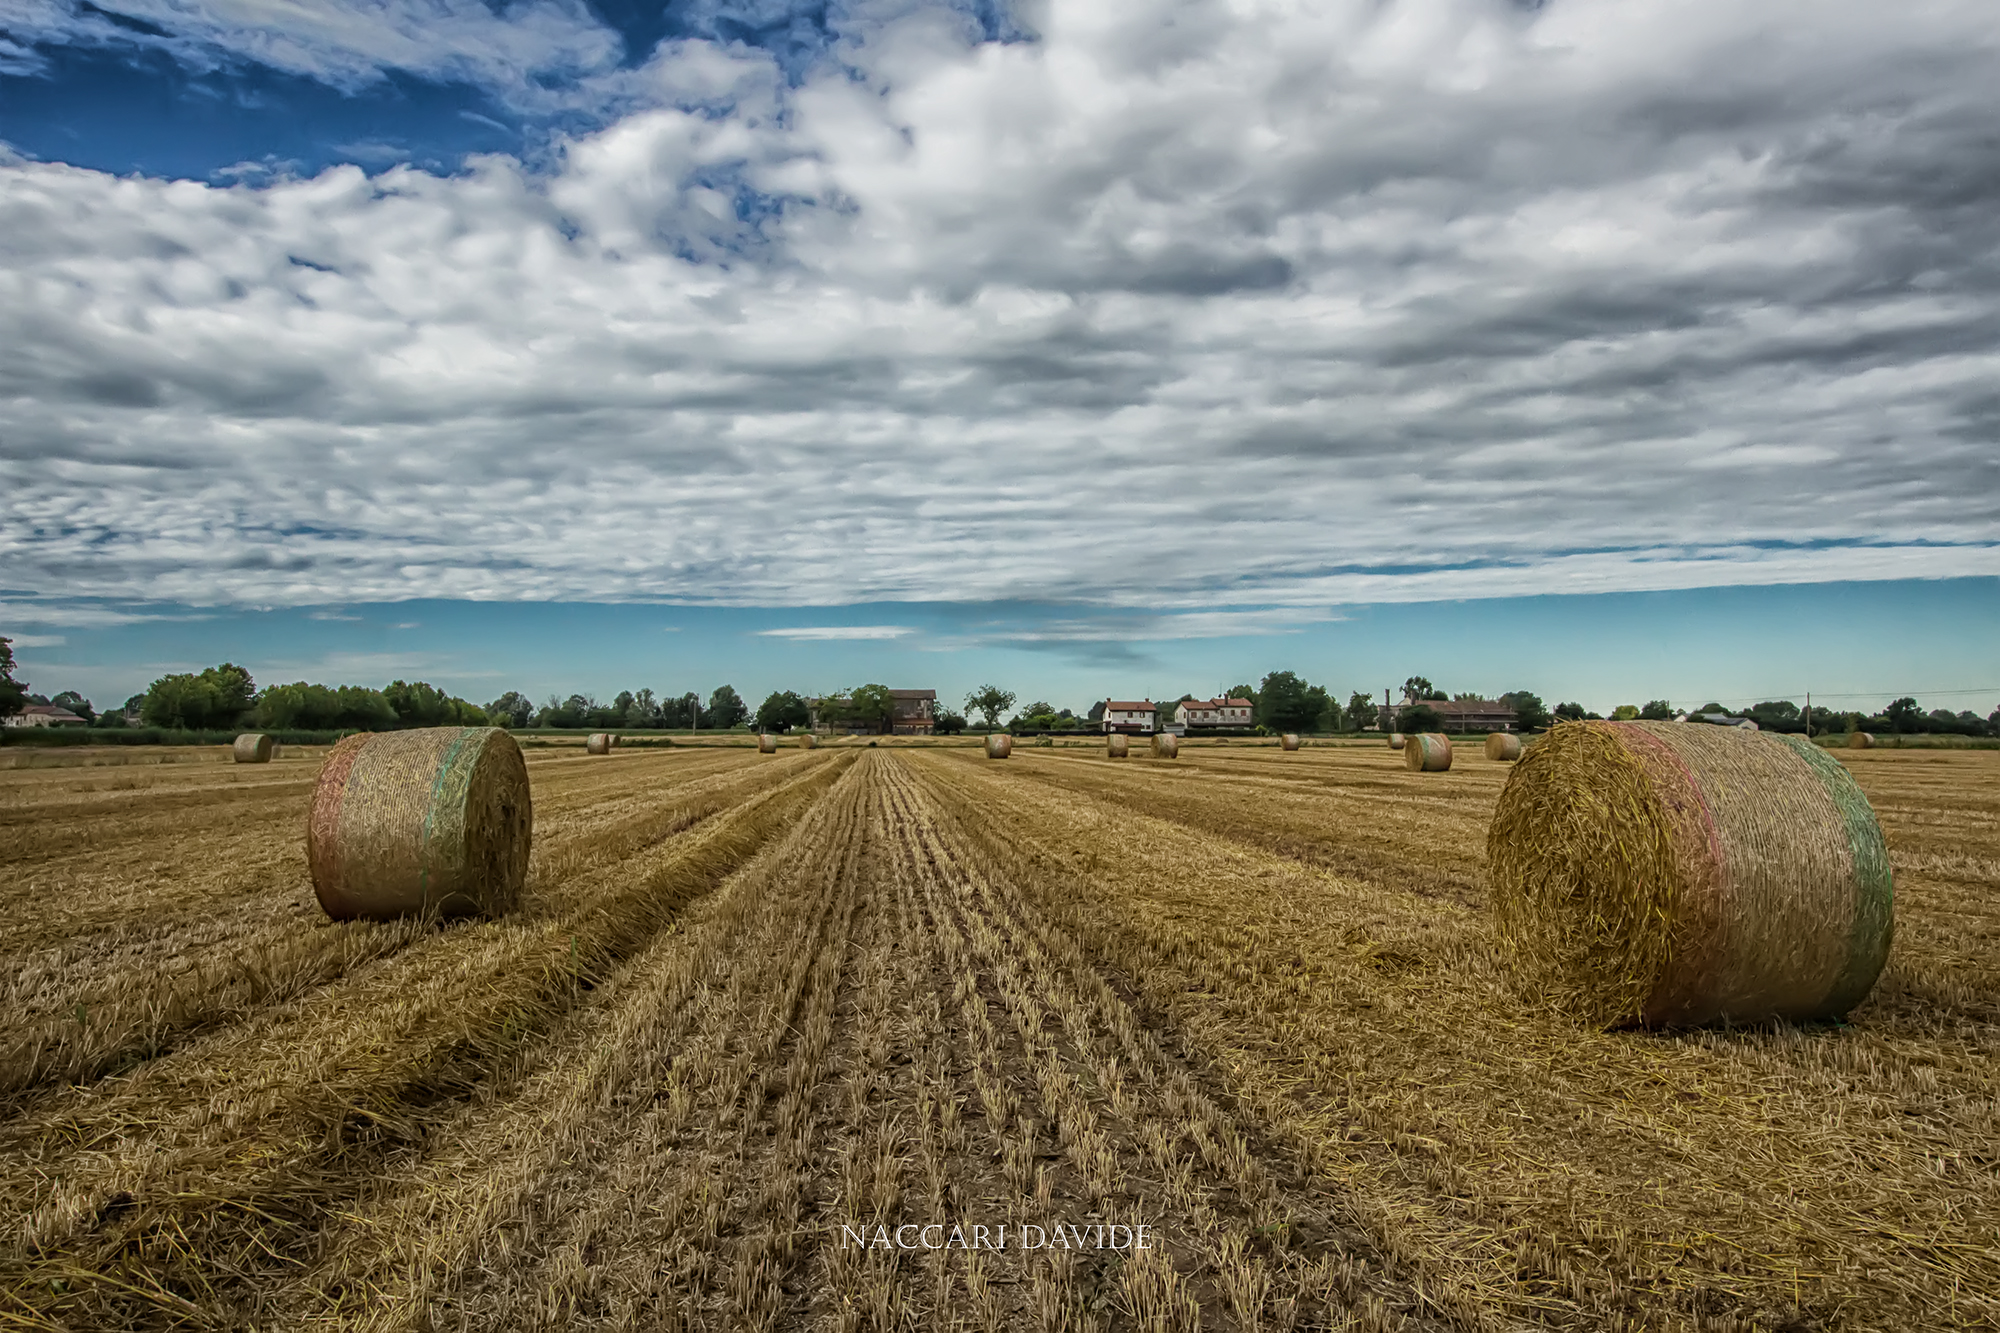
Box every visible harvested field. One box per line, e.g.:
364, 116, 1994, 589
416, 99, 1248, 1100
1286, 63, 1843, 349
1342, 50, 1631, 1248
1, 740, 1995, 1330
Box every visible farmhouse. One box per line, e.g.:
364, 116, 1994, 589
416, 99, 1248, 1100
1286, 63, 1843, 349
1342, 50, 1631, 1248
1101, 700, 1158, 735
1379, 698, 1519, 732
1176, 696, 1255, 731
2, 704, 87, 728
807, 688, 937, 735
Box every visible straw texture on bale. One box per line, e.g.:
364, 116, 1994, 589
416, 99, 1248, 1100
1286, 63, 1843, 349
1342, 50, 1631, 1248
1152, 733, 1180, 759
1106, 734, 1129, 758
1484, 732, 1523, 762
758, 734, 778, 753
306, 726, 533, 922
1280, 733, 1301, 751
799, 733, 817, 749
232, 733, 274, 764
1849, 731, 1875, 750
1488, 720, 1894, 1027
1404, 733, 1452, 771
1388, 733, 1406, 750
585, 733, 615, 756
986, 734, 1012, 759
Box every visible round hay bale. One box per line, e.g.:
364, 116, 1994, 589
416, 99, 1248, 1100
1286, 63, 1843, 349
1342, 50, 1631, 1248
1106, 734, 1129, 758
1484, 732, 1523, 762
585, 733, 616, 755
1279, 733, 1301, 751
799, 733, 817, 749
233, 733, 274, 764
1849, 731, 1875, 750
1404, 733, 1452, 771
986, 734, 1013, 759
306, 727, 533, 922
1488, 720, 1893, 1027
1388, 733, 1406, 751
1152, 733, 1180, 759
758, 734, 778, 753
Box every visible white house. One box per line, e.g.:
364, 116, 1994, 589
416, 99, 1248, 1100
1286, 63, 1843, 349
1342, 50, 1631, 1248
1176, 696, 1254, 731
1101, 700, 1157, 734
3, 704, 87, 728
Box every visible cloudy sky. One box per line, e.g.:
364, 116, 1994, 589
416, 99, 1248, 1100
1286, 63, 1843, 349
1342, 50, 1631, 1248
3, 0, 1998, 712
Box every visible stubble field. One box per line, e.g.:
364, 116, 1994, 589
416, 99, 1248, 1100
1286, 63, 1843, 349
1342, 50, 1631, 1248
1, 737, 1996, 1331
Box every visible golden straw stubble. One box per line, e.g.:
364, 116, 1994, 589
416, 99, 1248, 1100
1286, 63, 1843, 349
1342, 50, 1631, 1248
306, 727, 533, 921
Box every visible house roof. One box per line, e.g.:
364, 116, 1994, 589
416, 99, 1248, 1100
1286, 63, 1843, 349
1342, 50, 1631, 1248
1104, 700, 1156, 711
20, 704, 85, 721
887, 689, 936, 700
1185, 697, 1252, 709
1397, 699, 1512, 715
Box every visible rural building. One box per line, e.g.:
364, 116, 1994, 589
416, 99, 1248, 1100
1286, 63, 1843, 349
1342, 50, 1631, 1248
888, 689, 936, 735
1101, 700, 1158, 734
2, 704, 87, 728
1378, 699, 1519, 732
807, 688, 937, 735
1177, 696, 1255, 731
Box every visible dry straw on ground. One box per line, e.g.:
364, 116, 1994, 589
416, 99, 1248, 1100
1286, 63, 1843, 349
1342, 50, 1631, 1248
1405, 733, 1452, 772
758, 734, 778, 754
305, 726, 534, 921
1488, 720, 1894, 1027
1388, 733, 1406, 750
1850, 731, 1876, 749
1152, 733, 1180, 759
1280, 733, 1301, 751
985, 734, 1012, 759
1484, 733, 1523, 762
232, 733, 274, 764
1106, 734, 1129, 758
585, 733, 615, 755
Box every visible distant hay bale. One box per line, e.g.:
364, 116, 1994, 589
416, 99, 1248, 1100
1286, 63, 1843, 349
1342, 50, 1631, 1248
1388, 733, 1406, 750
800, 733, 817, 750
1849, 732, 1875, 750
758, 734, 778, 753
233, 733, 274, 764
986, 734, 1012, 759
1280, 733, 1301, 751
1488, 721, 1893, 1027
306, 726, 533, 922
1107, 734, 1129, 758
1484, 733, 1523, 762
1152, 734, 1180, 759
1404, 734, 1452, 771
585, 733, 616, 756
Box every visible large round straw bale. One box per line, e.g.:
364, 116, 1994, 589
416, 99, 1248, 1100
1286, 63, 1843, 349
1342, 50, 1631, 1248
1107, 734, 1129, 758
586, 733, 615, 756
1488, 721, 1893, 1027
1388, 733, 1406, 750
1280, 733, 1301, 751
1152, 733, 1180, 759
986, 734, 1012, 759
306, 727, 533, 921
1484, 732, 1523, 762
1404, 733, 1452, 771
800, 733, 817, 749
758, 734, 778, 753
233, 733, 275, 764
1849, 731, 1875, 750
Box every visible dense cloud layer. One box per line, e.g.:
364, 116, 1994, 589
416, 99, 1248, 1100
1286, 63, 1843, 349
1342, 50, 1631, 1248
4, 0, 1999, 609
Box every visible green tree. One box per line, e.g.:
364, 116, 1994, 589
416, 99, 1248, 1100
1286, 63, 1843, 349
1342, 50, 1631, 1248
934, 710, 967, 735
50, 690, 95, 722
1399, 703, 1444, 734
384, 680, 484, 728
1343, 691, 1376, 731
964, 684, 1016, 730
706, 685, 749, 729
1883, 697, 1922, 733
1639, 700, 1675, 720
1500, 691, 1550, 731
143, 663, 256, 730
1086, 700, 1106, 722
626, 688, 659, 727
1553, 702, 1589, 722
755, 690, 811, 733
1256, 671, 1327, 733
1611, 704, 1640, 721
486, 691, 535, 728
0, 637, 25, 719
1402, 676, 1442, 703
